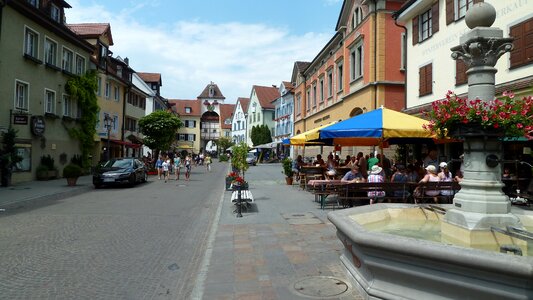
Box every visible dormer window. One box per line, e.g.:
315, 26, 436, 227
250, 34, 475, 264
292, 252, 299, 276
185, 107, 191, 114
209, 86, 214, 97
50, 4, 60, 22
151, 83, 157, 90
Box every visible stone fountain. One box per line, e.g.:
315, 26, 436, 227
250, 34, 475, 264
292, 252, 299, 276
328, 3, 533, 299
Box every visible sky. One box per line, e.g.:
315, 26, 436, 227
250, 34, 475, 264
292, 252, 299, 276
66, 0, 344, 103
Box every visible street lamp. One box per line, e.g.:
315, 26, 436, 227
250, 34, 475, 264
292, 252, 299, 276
104, 115, 113, 161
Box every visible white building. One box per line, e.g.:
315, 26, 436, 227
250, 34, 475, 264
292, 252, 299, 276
272, 81, 294, 156
231, 97, 250, 144
246, 85, 280, 147
395, 0, 533, 112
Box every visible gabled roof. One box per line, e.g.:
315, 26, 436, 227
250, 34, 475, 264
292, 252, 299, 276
253, 85, 280, 109
282, 81, 294, 92
137, 72, 162, 85
167, 99, 201, 117
236, 97, 250, 113
67, 23, 114, 46
198, 82, 225, 99
291, 61, 311, 83
219, 104, 236, 129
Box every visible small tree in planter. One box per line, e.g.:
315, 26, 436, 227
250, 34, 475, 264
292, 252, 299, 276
63, 164, 83, 186
231, 142, 249, 177
282, 157, 294, 185
0, 127, 23, 186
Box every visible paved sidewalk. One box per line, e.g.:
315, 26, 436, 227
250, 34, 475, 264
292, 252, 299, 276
201, 163, 361, 300
0, 175, 93, 211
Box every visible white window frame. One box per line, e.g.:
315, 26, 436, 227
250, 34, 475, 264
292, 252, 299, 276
62, 46, 74, 73
50, 3, 60, 22
185, 107, 191, 114
113, 115, 119, 133
400, 32, 406, 70
44, 89, 56, 114
105, 81, 110, 99
63, 94, 72, 117
319, 77, 324, 103
350, 40, 364, 81
24, 26, 39, 58
97, 77, 102, 96
312, 83, 317, 107
327, 70, 333, 97
75, 54, 85, 75
114, 85, 120, 102
456, 0, 474, 20
337, 62, 343, 92
44, 36, 57, 66
419, 9, 433, 42
15, 80, 30, 111
187, 134, 195, 142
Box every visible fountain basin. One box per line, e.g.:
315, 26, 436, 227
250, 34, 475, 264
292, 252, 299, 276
328, 204, 533, 300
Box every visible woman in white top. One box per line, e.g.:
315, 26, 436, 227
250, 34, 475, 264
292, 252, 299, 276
438, 162, 454, 197
174, 155, 181, 180
161, 159, 170, 183
367, 165, 385, 204
418, 165, 440, 203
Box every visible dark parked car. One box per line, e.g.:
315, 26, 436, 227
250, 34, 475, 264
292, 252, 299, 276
93, 158, 148, 188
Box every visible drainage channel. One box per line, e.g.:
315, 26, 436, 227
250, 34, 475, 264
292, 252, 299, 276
292, 276, 350, 299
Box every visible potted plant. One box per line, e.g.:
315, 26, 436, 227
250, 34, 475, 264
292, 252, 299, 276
40, 154, 58, 179
231, 175, 248, 190
282, 157, 294, 185
225, 171, 239, 190
63, 164, 83, 186
423, 91, 533, 139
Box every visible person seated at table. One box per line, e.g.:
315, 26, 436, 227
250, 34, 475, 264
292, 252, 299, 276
341, 165, 365, 183
342, 155, 351, 166
390, 164, 410, 200
367, 165, 386, 204
324, 154, 337, 179
438, 162, 454, 200
313, 154, 326, 167
417, 165, 440, 203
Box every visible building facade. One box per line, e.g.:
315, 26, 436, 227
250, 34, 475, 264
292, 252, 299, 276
231, 97, 250, 144
395, 0, 533, 113
168, 99, 201, 154
272, 81, 294, 157
292, 0, 406, 156
0, 0, 93, 183
246, 85, 280, 147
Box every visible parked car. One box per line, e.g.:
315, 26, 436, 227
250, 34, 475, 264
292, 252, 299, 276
93, 157, 148, 188
246, 153, 257, 166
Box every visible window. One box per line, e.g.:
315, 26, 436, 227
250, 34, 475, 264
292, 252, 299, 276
350, 41, 364, 80
44, 89, 56, 114
15, 80, 29, 111
63, 95, 72, 117
62, 47, 73, 73
184, 120, 196, 128
413, 3, 439, 44
44, 38, 57, 66
419, 63, 433, 96
75, 55, 85, 75
319, 78, 324, 103
327, 70, 333, 97
114, 86, 119, 101
306, 88, 311, 110
447, 0, 480, 24
400, 33, 406, 70
113, 116, 119, 133
179, 134, 186, 141
97, 77, 102, 96
187, 134, 195, 142
27, 0, 39, 7
24, 27, 38, 58
312, 84, 317, 107
296, 94, 301, 115
185, 107, 191, 114
352, 7, 363, 29
337, 63, 343, 91
50, 4, 60, 22
509, 17, 533, 69
455, 59, 467, 86
105, 82, 110, 99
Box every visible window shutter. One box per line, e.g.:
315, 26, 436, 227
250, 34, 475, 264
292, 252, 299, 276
455, 59, 467, 85
412, 16, 419, 45
193, 134, 196, 141
524, 18, 533, 66
510, 23, 524, 68
419, 66, 426, 96
446, 0, 454, 25
193, 120, 197, 127
426, 64, 433, 94
432, 2, 439, 34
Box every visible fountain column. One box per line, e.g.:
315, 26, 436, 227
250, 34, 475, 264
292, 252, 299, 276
443, 3, 522, 238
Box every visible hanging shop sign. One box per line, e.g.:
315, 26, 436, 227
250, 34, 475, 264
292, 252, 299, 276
13, 115, 28, 125
31, 116, 45, 136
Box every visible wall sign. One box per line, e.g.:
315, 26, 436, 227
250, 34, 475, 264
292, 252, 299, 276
31, 116, 45, 136
13, 115, 28, 125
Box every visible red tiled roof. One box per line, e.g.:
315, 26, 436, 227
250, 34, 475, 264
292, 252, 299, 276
198, 82, 225, 99
237, 97, 250, 112
282, 81, 294, 91
253, 85, 280, 109
137, 72, 162, 85
167, 99, 201, 117
67, 23, 113, 45
220, 104, 236, 129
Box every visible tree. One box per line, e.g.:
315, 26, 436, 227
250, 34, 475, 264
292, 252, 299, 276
231, 141, 249, 178
139, 111, 182, 158
0, 127, 23, 186
217, 137, 234, 154
250, 125, 272, 146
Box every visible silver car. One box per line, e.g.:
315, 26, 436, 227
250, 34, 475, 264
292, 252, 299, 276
246, 153, 257, 166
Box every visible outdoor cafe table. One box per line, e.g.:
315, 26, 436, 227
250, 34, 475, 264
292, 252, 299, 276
307, 179, 348, 209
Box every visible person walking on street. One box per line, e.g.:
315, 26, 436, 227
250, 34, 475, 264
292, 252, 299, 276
155, 156, 163, 180
174, 155, 181, 180
205, 154, 212, 172
185, 154, 192, 181
162, 159, 170, 183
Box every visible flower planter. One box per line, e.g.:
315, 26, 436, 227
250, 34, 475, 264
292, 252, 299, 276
66, 177, 78, 186
449, 123, 504, 138
285, 176, 293, 185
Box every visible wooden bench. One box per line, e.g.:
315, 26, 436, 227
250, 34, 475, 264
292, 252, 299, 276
413, 181, 461, 204
337, 182, 416, 206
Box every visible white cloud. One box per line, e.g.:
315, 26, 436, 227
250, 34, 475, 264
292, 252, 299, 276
66, 1, 332, 102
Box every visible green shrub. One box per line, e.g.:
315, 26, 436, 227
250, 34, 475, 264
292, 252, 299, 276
63, 164, 83, 178
219, 153, 229, 162
282, 157, 294, 177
